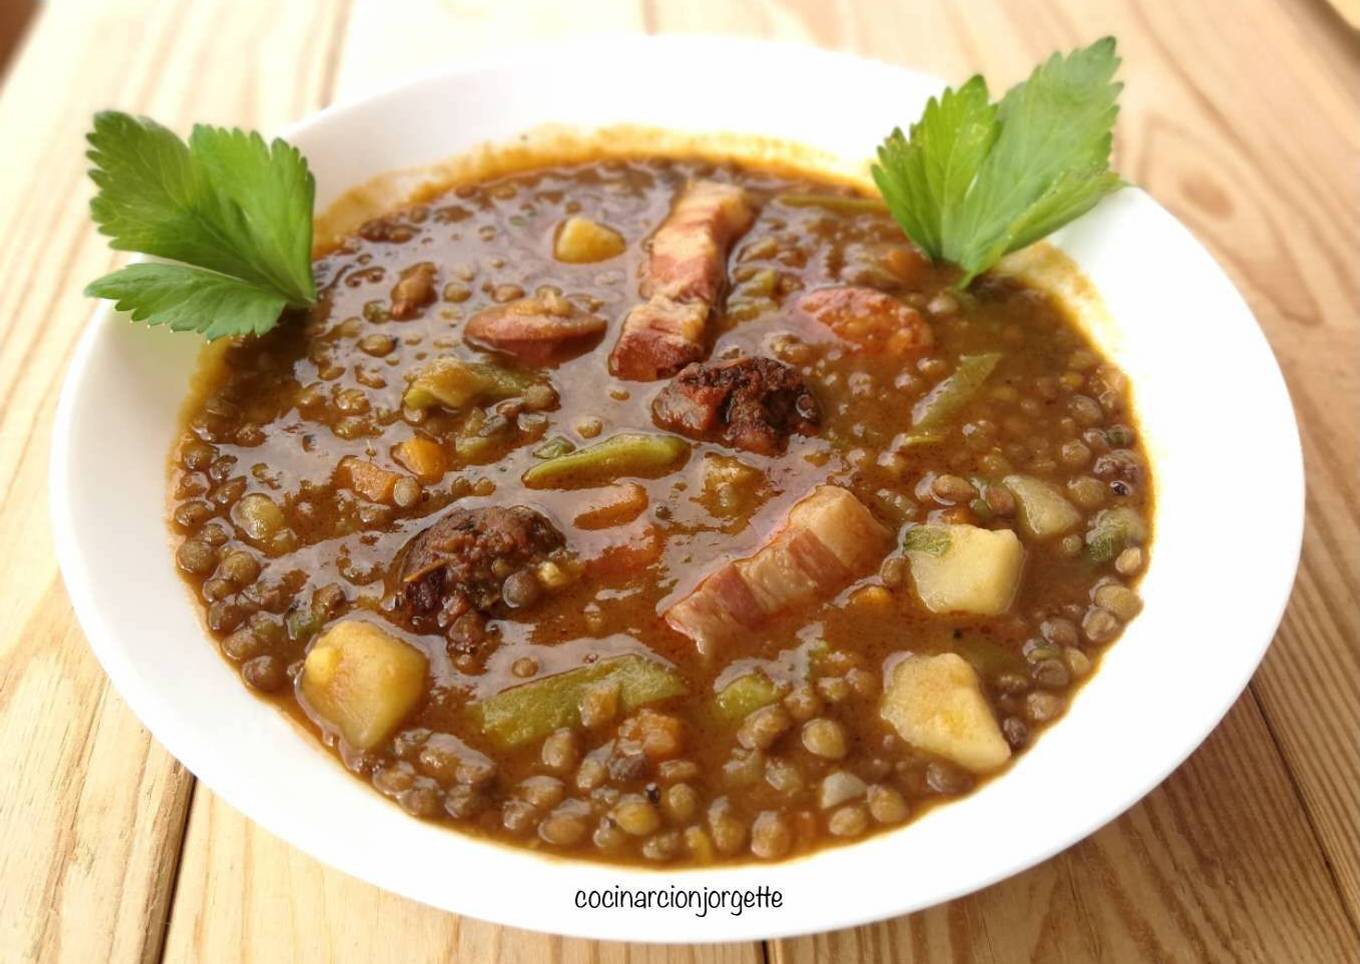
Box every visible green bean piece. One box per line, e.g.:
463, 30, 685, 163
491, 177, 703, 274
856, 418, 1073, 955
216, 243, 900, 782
521, 432, 689, 489
402, 356, 536, 411
777, 192, 888, 215
469, 654, 686, 748
901, 352, 1003, 446
712, 671, 782, 724
1085, 506, 1148, 562
532, 435, 577, 460
285, 606, 322, 644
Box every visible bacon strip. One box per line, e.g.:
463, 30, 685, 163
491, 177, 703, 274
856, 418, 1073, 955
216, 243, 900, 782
664, 485, 889, 655
609, 181, 755, 380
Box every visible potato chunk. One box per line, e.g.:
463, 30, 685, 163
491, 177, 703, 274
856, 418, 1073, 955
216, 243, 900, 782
301, 620, 427, 750
904, 524, 1024, 615
1003, 474, 1082, 539
553, 216, 626, 263
881, 653, 1011, 773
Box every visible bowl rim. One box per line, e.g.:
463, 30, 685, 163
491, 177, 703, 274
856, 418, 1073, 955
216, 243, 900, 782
50, 34, 1305, 943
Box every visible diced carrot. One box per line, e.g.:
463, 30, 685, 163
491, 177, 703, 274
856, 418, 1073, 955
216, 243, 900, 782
573, 482, 649, 530
618, 708, 685, 761
394, 436, 447, 483
849, 585, 893, 610
338, 457, 401, 503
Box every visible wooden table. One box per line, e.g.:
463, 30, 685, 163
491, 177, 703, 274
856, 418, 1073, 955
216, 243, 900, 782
2, 0, 1357, 960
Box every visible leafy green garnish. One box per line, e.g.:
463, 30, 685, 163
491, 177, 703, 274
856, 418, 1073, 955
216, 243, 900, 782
903, 525, 951, 557
84, 111, 316, 338
873, 38, 1123, 287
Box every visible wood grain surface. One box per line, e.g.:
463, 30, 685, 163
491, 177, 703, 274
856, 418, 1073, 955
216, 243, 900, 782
0, 0, 1356, 962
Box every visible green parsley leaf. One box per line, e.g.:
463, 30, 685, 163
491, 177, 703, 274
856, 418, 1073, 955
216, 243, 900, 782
85, 263, 289, 339
84, 111, 316, 339
873, 38, 1124, 287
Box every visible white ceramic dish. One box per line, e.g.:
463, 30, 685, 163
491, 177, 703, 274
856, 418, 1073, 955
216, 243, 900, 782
51, 36, 1303, 943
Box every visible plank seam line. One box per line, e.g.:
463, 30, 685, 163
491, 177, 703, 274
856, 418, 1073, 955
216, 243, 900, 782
1298, 0, 1360, 61
151, 777, 199, 964
1246, 680, 1360, 941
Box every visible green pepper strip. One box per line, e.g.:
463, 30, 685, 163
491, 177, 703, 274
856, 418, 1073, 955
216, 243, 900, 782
522, 432, 689, 489
469, 654, 686, 748
901, 352, 1003, 446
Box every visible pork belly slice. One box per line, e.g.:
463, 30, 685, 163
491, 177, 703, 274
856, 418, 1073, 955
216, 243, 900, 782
608, 297, 709, 381
609, 180, 755, 380
664, 485, 889, 655
642, 180, 755, 303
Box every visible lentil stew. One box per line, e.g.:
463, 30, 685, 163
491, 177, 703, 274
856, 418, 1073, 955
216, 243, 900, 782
169, 153, 1152, 866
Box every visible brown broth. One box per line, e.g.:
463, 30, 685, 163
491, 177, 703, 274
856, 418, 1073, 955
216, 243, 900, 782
168, 154, 1152, 865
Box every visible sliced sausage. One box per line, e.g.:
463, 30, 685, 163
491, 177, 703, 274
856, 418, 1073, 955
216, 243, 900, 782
465, 290, 607, 365
794, 286, 932, 356
394, 506, 564, 654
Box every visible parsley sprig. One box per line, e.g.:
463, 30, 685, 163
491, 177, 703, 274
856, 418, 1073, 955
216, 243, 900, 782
84, 111, 317, 339
84, 39, 1125, 338
873, 37, 1124, 287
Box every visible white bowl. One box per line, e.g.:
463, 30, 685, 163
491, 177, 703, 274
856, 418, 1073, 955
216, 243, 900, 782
51, 36, 1303, 943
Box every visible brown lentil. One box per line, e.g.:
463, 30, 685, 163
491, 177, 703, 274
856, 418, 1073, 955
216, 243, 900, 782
539, 804, 590, 846
1115, 546, 1145, 576
828, 803, 870, 837
737, 704, 793, 751
750, 811, 793, 859
801, 718, 849, 759
1082, 606, 1121, 643
1094, 583, 1143, 621
866, 784, 910, 824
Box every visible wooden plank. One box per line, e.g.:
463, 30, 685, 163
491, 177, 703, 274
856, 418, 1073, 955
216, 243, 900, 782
4, 0, 1352, 960
773, 695, 1359, 963
0, 0, 35, 73
1320, 0, 1360, 29
0, 0, 349, 961
163, 791, 761, 964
